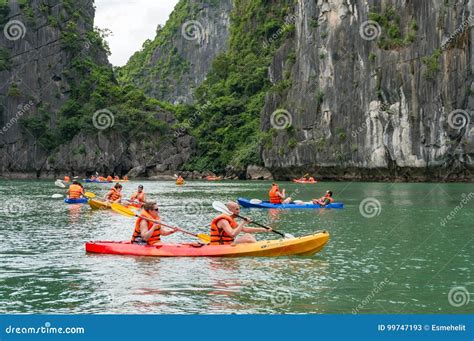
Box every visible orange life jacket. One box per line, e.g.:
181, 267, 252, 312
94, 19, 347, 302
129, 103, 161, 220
107, 188, 122, 201
68, 184, 83, 199
131, 191, 145, 203
64, 176, 70, 182
269, 186, 282, 204
106, 176, 113, 181
131, 210, 161, 245
210, 214, 238, 245
98, 176, 105, 181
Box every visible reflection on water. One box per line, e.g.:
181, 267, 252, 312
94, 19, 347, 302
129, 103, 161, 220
0, 180, 472, 314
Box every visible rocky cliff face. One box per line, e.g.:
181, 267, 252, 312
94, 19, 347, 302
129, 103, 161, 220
261, 0, 473, 181
118, 0, 232, 104
0, 0, 193, 178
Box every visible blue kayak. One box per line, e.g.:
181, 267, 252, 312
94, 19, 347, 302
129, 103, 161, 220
64, 198, 88, 204
85, 179, 111, 183
237, 198, 344, 209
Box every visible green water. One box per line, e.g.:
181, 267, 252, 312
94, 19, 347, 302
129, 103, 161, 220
0, 180, 472, 314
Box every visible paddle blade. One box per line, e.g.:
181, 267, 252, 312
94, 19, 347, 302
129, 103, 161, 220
212, 201, 231, 215
51, 194, 63, 198
84, 192, 96, 199
197, 234, 211, 244
249, 199, 262, 204
54, 180, 66, 188
111, 203, 137, 218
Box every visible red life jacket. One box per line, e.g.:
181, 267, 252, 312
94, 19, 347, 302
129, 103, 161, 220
210, 214, 238, 245
131, 210, 161, 245
269, 186, 282, 204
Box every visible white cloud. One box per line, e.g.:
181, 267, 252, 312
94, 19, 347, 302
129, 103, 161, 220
94, 0, 179, 66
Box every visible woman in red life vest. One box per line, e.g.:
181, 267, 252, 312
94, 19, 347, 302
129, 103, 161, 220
210, 201, 271, 245
269, 183, 292, 204
312, 190, 335, 206
131, 202, 177, 245
105, 183, 123, 203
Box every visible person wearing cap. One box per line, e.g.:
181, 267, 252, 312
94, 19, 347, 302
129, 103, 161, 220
312, 190, 334, 206
269, 183, 292, 204
130, 185, 146, 206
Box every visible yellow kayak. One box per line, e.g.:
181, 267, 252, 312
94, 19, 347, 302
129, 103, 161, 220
88, 199, 111, 210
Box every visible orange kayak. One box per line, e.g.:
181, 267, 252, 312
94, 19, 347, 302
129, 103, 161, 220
85, 231, 329, 257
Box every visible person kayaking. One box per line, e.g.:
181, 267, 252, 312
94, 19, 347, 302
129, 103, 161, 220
106, 175, 113, 182
131, 202, 178, 245
308, 176, 315, 182
210, 201, 271, 245
114, 175, 120, 181
123, 175, 129, 181
269, 183, 292, 204
105, 183, 123, 203
312, 190, 334, 206
129, 185, 146, 206
90, 175, 96, 181
176, 175, 185, 185
67, 180, 84, 199
98, 176, 106, 181
64, 175, 70, 182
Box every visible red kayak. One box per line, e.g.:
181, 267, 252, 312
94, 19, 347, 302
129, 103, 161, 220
85, 232, 329, 257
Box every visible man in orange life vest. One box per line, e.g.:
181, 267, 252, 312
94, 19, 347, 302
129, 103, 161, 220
67, 180, 84, 199
269, 183, 292, 204
105, 183, 123, 203
130, 185, 146, 206
210, 201, 271, 245
131, 202, 177, 245
312, 190, 334, 206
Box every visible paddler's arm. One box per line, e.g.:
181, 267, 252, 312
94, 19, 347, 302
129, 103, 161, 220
218, 219, 245, 238
139, 220, 159, 241
161, 226, 178, 236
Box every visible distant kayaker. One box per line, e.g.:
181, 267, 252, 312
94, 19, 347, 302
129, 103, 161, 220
114, 175, 120, 181
312, 190, 334, 206
106, 175, 113, 182
176, 175, 185, 184
308, 176, 315, 182
67, 180, 84, 199
105, 183, 123, 203
131, 202, 178, 245
64, 176, 71, 182
269, 183, 292, 204
123, 175, 129, 180
130, 185, 146, 205
210, 201, 271, 245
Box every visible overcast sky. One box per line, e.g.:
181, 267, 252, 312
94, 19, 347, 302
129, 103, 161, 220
95, 0, 180, 66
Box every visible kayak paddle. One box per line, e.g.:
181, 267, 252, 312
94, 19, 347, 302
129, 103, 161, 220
212, 201, 293, 238
51, 194, 63, 198
54, 180, 66, 188
110, 203, 211, 244
84, 192, 96, 199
